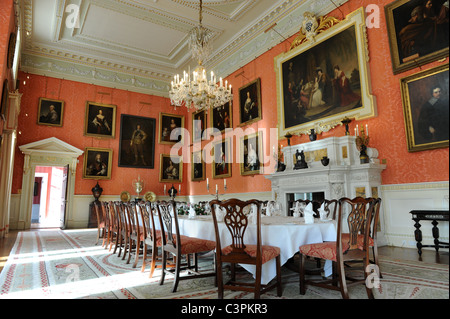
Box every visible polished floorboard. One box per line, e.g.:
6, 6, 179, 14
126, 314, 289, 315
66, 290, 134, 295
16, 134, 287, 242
1, 229, 448, 275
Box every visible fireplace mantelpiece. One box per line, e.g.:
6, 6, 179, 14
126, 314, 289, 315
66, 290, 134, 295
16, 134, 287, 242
265, 136, 386, 216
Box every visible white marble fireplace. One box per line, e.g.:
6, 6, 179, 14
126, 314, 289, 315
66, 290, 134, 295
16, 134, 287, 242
265, 136, 386, 216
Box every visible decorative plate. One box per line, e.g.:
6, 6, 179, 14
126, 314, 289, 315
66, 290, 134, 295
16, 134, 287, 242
144, 191, 156, 202
120, 191, 131, 202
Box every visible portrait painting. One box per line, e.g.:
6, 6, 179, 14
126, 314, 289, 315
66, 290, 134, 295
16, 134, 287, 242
274, 8, 376, 137
159, 113, 185, 145
83, 147, 113, 180
210, 101, 233, 133
238, 78, 262, 126
385, 0, 449, 74
84, 102, 116, 138
240, 131, 263, 176
400, 63, 449, 152
160, 154, 182, 183
192, 109, 207, 143
37, 98, 64, 127
118, 114, 156, 169
212, 138, 232, 179
191, 150, 205, 181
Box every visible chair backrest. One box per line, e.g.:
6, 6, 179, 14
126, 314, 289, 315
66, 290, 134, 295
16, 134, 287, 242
210, 198, 262, 263
155, 200, 180, 253
337, 197, 376, 252
100, 201, 111, 229
365, 197, 382, 240
323, 199, 338, 220
138, 201, 158, 242
109, 201, 121, 231
124, 201, 140, 238
115, 201, 128, 236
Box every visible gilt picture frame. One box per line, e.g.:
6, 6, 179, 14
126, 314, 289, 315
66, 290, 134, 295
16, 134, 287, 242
274, 7, 376, 138
192, 109, 207, 143
400, 63, 449, 152
37, 98, 64, 127
210, 101, 233, 134
84, 101, 116, 139
240, 131, 263, 176
385, 0, 449, 75
83, 147, 113, 180
212, 137, 232, 179
159, 154, 182, 183
191, 150, 206, 181
238, 78, 262, 126
159, 112, 185, 145
118, 114, 156, 169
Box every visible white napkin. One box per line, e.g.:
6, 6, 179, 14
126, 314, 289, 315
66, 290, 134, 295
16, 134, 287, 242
215, 206, 226, 222
188, 206, 196, 219
318, 202, 328, 220
249, 204, 258, 224
304, 202, 315, 224
265, 202, 272, 217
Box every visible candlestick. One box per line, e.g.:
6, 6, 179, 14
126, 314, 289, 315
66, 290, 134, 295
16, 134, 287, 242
356, 125, 359, 136
179, 185, 181, 193
164, 184, 166, 194
216, 184, 218, 192
366, 124, 369, 136
354, 128, 357, 137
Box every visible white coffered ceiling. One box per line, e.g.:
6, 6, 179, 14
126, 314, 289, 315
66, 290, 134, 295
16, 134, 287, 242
17, 0, 347, 97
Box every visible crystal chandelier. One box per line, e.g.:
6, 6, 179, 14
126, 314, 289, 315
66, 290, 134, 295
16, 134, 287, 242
169, 0, 232, 111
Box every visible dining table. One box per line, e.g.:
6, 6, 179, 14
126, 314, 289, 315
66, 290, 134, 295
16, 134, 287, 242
171, 214, 337, 285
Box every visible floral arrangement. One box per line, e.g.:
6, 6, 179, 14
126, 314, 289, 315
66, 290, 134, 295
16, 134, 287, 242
177, 203, 207, 216
192, 203, 207, 216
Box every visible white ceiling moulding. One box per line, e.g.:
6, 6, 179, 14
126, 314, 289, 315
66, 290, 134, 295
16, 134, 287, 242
20, 53, 171, 97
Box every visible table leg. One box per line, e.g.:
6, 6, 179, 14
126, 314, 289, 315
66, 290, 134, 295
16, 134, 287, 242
431, 220, 440, 253
413, 219, 423, 256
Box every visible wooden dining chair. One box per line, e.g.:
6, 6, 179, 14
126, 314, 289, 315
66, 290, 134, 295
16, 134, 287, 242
138, 201, 162, 277
210, 198, 282, 299
93, 201, 106, 245
299, 197, 377, 299
109, 201, 123, 255
341, 197, 382, 277
100, 201, 114, 249
156, 200, 216, 293
123, 201, 145, 268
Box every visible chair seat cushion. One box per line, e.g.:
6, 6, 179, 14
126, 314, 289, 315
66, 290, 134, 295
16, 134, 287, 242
299, 242, 349, 261
222, 245, 280, 264
175, 235, 216, 254
341, 234, 374, 249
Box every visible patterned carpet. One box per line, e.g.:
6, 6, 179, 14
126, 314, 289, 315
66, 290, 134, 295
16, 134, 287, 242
0, 229, 448, 299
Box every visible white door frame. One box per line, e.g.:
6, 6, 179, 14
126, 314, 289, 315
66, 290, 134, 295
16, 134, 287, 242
18, 138, 83, 230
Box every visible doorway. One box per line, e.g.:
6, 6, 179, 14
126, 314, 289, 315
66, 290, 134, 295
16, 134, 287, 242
31, 165, 69, 229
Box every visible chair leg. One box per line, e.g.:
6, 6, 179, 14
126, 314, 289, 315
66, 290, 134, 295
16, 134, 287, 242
122, 234, 129, 260
127, 238, 133, 264
364, 259, 375, 299
299, 253, 306, 295
141, 243, 148, 272
172, 253, 181, 293
133, 238, 140, 268
336, 259, 349, 299
149, 248, 157, 278
373, 245, 382, 278
276, 255, 282, 297
216, 261, 224, 299
159, 251, 167, 285
113, 230, 120, 254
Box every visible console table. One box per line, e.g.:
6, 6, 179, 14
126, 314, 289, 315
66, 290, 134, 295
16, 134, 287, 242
410, 210, 449, 256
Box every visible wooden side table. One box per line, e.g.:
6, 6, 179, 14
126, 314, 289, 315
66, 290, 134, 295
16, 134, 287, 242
410, 210, 449, 256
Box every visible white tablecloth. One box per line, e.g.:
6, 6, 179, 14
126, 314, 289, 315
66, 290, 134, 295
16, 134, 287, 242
173, 215, 336, 285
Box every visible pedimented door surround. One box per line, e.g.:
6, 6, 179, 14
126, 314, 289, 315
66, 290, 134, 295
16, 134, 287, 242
18, 137, 83, 229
